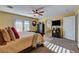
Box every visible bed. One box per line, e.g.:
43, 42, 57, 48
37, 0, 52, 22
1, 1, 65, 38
0, 32, 43, 53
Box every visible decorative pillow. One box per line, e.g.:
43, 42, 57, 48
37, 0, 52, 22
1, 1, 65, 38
11, 27, 20, 39
0, 29, 7, 45
1, 29, 11, 42
7, 27, 16, 41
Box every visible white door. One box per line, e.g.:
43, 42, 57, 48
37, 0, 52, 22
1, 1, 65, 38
63, 16, 75, 41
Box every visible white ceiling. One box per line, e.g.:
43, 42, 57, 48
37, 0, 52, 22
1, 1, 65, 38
0, 5, 78, 19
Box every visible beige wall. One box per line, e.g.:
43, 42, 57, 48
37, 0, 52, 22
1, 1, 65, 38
0, 12, 38, 31
0, 12, 14, 28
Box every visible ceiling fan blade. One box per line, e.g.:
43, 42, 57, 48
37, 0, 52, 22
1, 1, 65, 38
32, 10, 36, 12
38, 11, 44, 13
36, 7, 44, 11
37, 13, 43, 16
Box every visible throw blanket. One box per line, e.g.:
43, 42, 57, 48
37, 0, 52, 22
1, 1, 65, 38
32, 33, 44, 48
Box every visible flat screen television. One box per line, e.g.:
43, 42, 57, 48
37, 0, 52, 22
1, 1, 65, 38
52, 20, 60, 26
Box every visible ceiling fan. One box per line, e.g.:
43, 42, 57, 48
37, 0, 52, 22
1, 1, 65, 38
32, 7, 44, 16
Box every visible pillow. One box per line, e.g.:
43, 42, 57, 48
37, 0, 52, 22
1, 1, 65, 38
7, 27, 16, 41
1, 29, 11, 42
11, 27, 20, 39
0, 29, 7, 45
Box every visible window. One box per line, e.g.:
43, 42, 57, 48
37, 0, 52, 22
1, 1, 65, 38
15, 21, 23, 32
24, 21, 30, 31
14, 20, 30, 32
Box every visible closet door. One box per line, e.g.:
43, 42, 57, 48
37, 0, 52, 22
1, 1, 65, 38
63, 16, 75, 41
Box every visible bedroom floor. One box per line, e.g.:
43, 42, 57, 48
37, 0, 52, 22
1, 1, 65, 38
44, 37, 79, 53
29, 47, 54, 53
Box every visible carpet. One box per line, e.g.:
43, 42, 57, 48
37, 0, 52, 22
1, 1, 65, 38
44, 41, 75, 53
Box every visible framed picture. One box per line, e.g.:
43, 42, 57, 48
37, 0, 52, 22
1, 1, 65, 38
47, 20, 52, 29
32, 21, 37, 26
